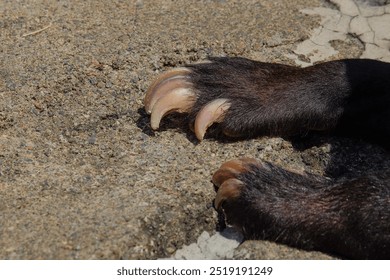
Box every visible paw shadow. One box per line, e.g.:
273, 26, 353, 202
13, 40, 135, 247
290, 133, 390, 179
135, 108, 200, 144
136, 107, 254, 144
135, 108, 156, 137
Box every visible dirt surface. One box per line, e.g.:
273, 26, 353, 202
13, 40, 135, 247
1, 0, 388, 259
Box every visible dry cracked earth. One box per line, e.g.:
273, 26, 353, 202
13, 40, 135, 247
1, 0, 389, 259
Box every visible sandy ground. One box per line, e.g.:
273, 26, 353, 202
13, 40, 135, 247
1, 0, 389, 259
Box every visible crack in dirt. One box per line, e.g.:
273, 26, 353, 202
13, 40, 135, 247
288, 0, 390, 65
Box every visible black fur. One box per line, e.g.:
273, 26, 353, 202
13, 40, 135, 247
223, 162, 390, 259
187, 57, 390, 147
184, 57, 390, 259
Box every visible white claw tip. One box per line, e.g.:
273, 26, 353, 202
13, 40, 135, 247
150, 88, 195, 130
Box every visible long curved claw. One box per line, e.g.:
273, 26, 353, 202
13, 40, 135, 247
194, 98, 231, 141
145, 77, 192, 114
150, 88, 195, 130
214, 178, 243, 210
144, 68, 191, 113
212, 158, 258, 187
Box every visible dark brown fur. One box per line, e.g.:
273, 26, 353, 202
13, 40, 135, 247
188, 57, 390, 147
220, 161, 390, 259
184, 57, 390, 259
